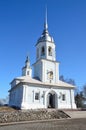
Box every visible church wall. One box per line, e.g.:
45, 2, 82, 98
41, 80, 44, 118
33, 61, 42, 80
20, 84, 76, 109
21, 85, 49, 109
42, 59, 59, 83
70, 89, 76, 108
9, 85, 23, 108
33, 59, 59, 83
56, 88, 76, 109
56, 88, 72, 109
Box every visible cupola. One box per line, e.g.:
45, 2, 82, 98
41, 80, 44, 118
22, 56, 32, 77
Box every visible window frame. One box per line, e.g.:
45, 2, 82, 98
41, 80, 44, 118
62, 94, 66, 101
35, 92, 40, 100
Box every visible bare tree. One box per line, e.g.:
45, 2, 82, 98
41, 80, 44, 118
60, 75, 76, 85
0, 96, 9, 106
83, 84, 86, 98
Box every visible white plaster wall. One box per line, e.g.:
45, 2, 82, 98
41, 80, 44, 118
21, 85, 49, 109
33, 59, 59, 83
9, 82, 76, 110
56, 89, 72, 109
70, 89, 76, 109
33, 61, 42, 80
42, 59, 59, 83
9, 86, 23, 108
20, 85, 76, 110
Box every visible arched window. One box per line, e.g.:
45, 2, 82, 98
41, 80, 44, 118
48, 46, 52, 56
41, 46, 45, 56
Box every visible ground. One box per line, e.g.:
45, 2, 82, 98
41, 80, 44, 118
0, 118, 86, 130
0, 106, 70, 123
0, 106, 16, 112
0, 106, 86, 130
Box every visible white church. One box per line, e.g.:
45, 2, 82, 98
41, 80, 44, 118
9, 12, 76, 110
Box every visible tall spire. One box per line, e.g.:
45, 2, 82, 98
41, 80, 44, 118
36, 6, 54, 44
25, 55, 29, 63
44, 6, 48, 30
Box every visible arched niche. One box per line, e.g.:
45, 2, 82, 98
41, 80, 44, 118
41, 46, 45, 56
48, 46, 52, 56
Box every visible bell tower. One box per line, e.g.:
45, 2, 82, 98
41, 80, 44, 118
33, 10, 59, 83
36, 9, 56, 62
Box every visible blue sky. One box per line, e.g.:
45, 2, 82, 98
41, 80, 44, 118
0, 0, 86, 99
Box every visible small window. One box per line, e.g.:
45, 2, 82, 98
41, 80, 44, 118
48, 47, 52, 56
62, 94, 66, 101
27, 71, 29, 75
41, 46, 45, 56
35, 93, 40, 100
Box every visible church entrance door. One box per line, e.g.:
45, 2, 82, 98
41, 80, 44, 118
47, 91, 57, 108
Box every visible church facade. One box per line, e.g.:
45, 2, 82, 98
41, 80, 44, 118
9, 14, 76, 109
